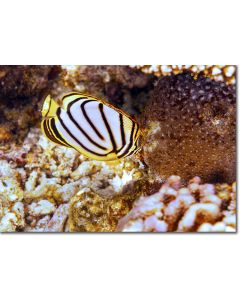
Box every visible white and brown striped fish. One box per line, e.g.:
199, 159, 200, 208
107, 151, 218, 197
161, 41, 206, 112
41, 92, 141, 161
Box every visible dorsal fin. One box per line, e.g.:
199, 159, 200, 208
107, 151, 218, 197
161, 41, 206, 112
42, 95, 60, 118
61, 92, 98, 111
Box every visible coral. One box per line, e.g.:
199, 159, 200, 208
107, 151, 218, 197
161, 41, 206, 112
0, 128, 39, 165
68, 174, 145, 232
0, 202, 25, 232
178, 203, 220, 232
68, 189, 112, 232
28, 200, 56, 217
0, 161, 25, 232
0, 176, 23, 202
0, 65, 236, 233
133, 65, 236, 85
0, 129, 146, 232
116, 176, 236, 232
140, 72, 236, 183
45, 204, 69, 232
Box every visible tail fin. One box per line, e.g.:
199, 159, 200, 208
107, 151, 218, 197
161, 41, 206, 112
41, 95, 60, 118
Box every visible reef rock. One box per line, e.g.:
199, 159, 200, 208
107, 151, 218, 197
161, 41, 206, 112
63, 65, 156, 115
68, 176, 146, 232
0, 65, 62, 100
0, 66, 62, 144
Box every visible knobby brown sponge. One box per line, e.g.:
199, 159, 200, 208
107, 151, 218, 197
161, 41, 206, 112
140, 72, 236, 183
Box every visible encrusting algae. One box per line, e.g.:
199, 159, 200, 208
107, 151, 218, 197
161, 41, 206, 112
0, 65, 237, 232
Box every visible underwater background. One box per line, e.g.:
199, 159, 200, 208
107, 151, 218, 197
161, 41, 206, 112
0, 65, 236, 233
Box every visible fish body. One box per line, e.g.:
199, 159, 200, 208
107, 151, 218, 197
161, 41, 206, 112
41, 92, 141, 161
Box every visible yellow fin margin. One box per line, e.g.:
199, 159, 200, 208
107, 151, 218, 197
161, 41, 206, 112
42, 95, 60, 118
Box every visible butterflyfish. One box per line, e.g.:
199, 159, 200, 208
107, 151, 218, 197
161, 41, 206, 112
41, 92, 141, 161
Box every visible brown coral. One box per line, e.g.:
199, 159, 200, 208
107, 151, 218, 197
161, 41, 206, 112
140, 72, 236, 183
